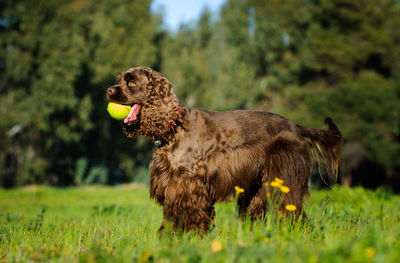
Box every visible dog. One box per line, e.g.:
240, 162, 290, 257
106, 66, 341, 233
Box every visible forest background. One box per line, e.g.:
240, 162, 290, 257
1, 0, 399, 191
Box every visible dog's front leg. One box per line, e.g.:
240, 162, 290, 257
160, 176, 215, 234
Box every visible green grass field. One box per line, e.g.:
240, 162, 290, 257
1, 185, 399, 262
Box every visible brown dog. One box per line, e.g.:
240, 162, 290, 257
106, 66, 341, 233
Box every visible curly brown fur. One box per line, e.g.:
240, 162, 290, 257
106, 66, 341, 234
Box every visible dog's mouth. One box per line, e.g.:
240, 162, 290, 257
124, 104, 141, 125
121, 103, 141, 138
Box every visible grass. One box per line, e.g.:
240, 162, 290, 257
1, 184, 399, 262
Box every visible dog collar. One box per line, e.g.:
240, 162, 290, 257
155, 107, 183, 147
168, 107, 183, 132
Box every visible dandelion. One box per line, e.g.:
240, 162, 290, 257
285, 204, 297, 211
365, 247, 376, 259
211, 240, 222, 252
270, 181, 282, 188
235, 186, 245, 194
270, 177, 284, 187
266, 192, 271, 198
274, 177, 284, 184
280, 186, 290, 194
264, 182, 269, 187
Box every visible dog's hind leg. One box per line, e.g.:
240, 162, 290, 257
247, 135, 312, 220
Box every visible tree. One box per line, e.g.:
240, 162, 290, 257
290, 0, 400, 187
0, 0, 158, 187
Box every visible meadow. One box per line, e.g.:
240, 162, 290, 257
0, 184, 399, 262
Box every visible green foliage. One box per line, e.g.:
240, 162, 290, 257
161, 0, 400, 185
0, 0, 157, 186
296, 0, 400, 175
1, 186, 400, 262
0, 0, 400, 186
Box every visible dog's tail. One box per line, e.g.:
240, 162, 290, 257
298, 118, 341, 185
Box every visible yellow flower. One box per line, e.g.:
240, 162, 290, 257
270, 181, 282, 188
280, 186, 290, 194
266, 192, 271, 198
365, 247, 376, 259
274, 177, 284, 184
211, 240, 222, 252
264, 182, 269, 187
285, 204, 297, 211
235, 186, 244, 194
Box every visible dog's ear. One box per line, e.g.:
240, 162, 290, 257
141, 68, 172, 100
139, 68, 183, 142
141, 67, 180, 108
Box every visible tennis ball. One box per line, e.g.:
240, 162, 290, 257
107, 102, 132, 120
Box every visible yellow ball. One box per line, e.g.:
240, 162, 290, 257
107, 102, 132, 120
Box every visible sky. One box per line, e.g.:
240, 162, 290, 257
151, 0, 226, 31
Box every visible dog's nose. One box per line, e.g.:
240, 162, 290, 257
107, 86, 116, 95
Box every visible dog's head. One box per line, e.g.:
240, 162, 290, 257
106, 67, 183, 141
